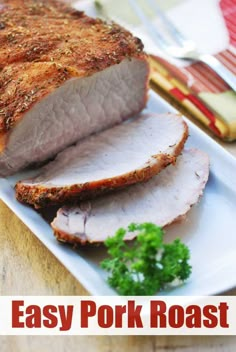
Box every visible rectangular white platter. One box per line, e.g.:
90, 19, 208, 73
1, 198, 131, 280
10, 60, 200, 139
1, 91, 236, 296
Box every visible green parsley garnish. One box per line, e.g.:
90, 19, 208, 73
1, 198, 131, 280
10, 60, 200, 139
100, 223, 192, 295
94, 0, 103, 11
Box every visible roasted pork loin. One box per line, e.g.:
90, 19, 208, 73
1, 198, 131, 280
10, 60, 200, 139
51, 149, 210, 245
0, 0, 149, 176
15, 113, 188, 208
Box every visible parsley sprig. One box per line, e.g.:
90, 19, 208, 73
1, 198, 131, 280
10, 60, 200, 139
101, 223, 192, 295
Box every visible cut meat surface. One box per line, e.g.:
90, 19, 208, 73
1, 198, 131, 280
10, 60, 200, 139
51, 149, 210, 244
0, 0, 149, 176
15, 113, 188, 208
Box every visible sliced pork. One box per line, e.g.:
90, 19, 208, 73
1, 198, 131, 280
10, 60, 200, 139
15, 114, 188, 208
0, 0, 149, 176
51, 149, 210, 245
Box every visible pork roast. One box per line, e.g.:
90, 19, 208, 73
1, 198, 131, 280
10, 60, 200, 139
15, 113, 188, 208
51, 149, 210, 245
0, 0, 149, 176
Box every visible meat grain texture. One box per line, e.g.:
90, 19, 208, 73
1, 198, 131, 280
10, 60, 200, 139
0, 0, 149, 176
52, 149, 210, 244
15, 114, 188, 208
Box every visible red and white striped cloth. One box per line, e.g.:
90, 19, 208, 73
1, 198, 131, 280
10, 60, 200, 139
150, 0, 236, 140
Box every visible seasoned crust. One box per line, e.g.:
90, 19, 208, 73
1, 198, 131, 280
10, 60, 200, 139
15, 154, 175, 208
15, 117, 189, 208
0, 0, 146, 143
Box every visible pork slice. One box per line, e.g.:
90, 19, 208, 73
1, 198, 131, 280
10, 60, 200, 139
0, 0, 149, 176
15, 113, 188, 208
51, 149, 210, 244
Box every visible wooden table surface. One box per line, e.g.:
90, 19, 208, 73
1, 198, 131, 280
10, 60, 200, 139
0, 136, 235, 351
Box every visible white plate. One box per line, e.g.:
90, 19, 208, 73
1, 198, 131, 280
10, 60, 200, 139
1, 92, 236, 296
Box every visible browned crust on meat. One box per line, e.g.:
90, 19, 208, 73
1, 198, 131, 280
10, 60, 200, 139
53, 228, 91, 246
0, 0, 147, 148
16, 154, 175, 207
15, 119, 188, 208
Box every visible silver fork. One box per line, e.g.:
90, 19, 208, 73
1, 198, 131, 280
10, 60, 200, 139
128, 0, 236, 91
